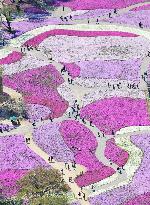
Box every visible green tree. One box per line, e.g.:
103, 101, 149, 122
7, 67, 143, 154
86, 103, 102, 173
17, 167, 70, 205
0, 198, 23, 205
1, 2, 23, 34
29, 194, 69, 205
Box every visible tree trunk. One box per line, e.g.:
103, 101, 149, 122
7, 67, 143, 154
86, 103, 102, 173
6, 18, 12, 33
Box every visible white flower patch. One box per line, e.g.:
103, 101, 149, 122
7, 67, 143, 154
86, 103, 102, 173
82, 89, 146, 107
26, 104, 51, 122
39, 35, 150, 63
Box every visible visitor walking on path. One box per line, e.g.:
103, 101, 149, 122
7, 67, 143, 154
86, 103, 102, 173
114, 9, 117, 14
139, 22, 143, 28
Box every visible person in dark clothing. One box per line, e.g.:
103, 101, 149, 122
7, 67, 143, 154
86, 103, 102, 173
49, 116, 53, 122
82, 118, 86, 124
64, 17, 68, 22
114, 9, 117, 14
0, 128, 3, 133
32, 121, 36, 127
60, 16, 64, 21
90, 121, 94, 127
108, 82, 111, 88
139, 22, 143, 28
61, 66, 66, 74
77, 104, 80, 110
26, 138, 30, 144
109, 13, 112, 18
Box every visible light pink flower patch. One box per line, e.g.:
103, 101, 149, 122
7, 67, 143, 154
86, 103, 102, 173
0, 51, 23, 65
26, 104, 52, 121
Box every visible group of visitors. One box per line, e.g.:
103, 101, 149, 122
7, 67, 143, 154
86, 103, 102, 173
60, 15, 73, 22
10, 116, 21, 128
61, 65, 74, 85
21, 44, 40, 53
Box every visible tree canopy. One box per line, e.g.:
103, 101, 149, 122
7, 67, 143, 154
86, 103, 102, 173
17, 167, 70, 205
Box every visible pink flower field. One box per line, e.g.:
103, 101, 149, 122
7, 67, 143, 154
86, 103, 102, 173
1, 3, 150, 202
80, 97, 150, 135
3, 64, 68, 119
131, 4, 150, 11
0, 170, 28, 197
89, 133, 150, 205
57, 0, 147, 10
24, 29, 138, 47
105, 139, 129, 167
0, 51, 23, 65
77, 58, 141, 81
62, 62, 81, 78
59, 120, 129, 186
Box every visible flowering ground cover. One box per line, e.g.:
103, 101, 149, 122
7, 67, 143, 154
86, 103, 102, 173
123, 192, 150, 205
89, 133, 150, 205
57, 0, 147, 10
33, 122, 75, 162
0, 135, 49, 170
39, 35, 149, 63
4, 18, 63, 39
62, 62, 81, 78
80, 97, 150, 135
0, 123, 14, 132
72, 9, 112, 20
59, 120, 128, 186
3, 64, 68, 118
77, 58, 141, 81
106, 10, 150, 28
26, 104, 52, 122
0, 135, 50, 197
105, 139, 129, 167
0, 51, 23, 65
131, 4, 150, 11
24, 29, 138, 47
0, 170, 28, 197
